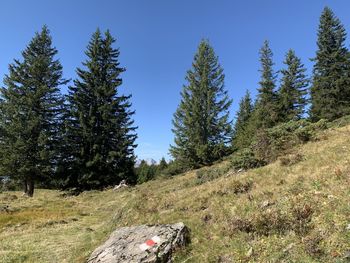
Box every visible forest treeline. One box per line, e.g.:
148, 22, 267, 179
0, 7, 349, 196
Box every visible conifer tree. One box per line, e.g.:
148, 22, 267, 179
170, 40, 232, 167
66, 29, 137, 189
233, 90, 254, 150
310, 7, 350, 121
158, 157, 168, 171
136, 160, 157, 184
0, 26, 67, 196
254, 40, 278, 129
277, 49, 308, 121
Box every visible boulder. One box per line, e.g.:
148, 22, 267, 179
87, 222, 190, 263
113, 180, 128, 191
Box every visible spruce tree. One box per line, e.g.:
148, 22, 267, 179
0, 26, 67, 196
310, 7, 350, 121
136, 160, 157, 184
158, 157, 168, 171
170, 40, 232, 167
254, 40, 278, 129
233, 90, 254, 150
66, 29, 137, 190
277, 49, 308, 121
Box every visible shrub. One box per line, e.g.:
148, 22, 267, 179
304, 232, 324, 257
214, 180, 253, 196
252, 120, 327, 164
279, 153, 304, 166
252, 208, 291, 236
0, 177, 21, 192
196, 164, 231, 184
230, 148, 265, 170
162, 160, 189, 176
226, 208, 291, 236
227, 217, 253, 235
231, 180, 253, 194
226, 201, 314, 236
136, 162, 158, 184
290, 202, 314, 235
296, 119, 327, 142
329, 114, 350, 128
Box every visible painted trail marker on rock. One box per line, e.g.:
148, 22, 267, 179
139, 235, 161, 251
87, 223, 190, 263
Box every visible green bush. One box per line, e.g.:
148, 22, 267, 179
214, 180, 253, 195
0, 177, 21, 192
279, 153, 304, 166
227, 201, 314, 236
161, 160, 189, 176
230, 148, 265, 170
230, 120, 327, 171
136, 161, 158, 184
196, 164, 231, 184
252, 119, 327, 163
328, 114, 350, 128
295, 119, 327, 142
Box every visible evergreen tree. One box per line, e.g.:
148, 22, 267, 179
66, 29, 137, 189
277, 49, 308, 121
136, 160, 157, 184
170, 40, 232, 167
0, 26, 67, 196
233, 90, 254, 150
158, 157, 168, 172
310, 7, 350, 121
254, 40, 278, 129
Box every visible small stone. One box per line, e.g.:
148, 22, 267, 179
260, 200, 274, 208
346, 224, 350, 231
283, 243, 294, 253
246, 247, 253, 257
0, 205, 10, 213
344, 250, 350, 259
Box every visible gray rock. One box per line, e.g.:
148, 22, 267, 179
0, 205, 10, 213
113, 180, 128, 191
245, 247, 253, 257
346, 223, 350, 231
87, 222, 190, 263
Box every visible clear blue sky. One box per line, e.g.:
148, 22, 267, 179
1, 0, 350, 161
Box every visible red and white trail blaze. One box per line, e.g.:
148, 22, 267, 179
139, 236, 161, 251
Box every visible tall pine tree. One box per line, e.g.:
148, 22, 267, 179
277, 49, 308, 121
170, 40, 232, 167
310, 7, 350, 121
65, 29, 137, 190
0, 26, 67, 196
254, 40, 278, 129
233, 90, 254, 150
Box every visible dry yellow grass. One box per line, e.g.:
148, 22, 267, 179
1, 124, 350, 262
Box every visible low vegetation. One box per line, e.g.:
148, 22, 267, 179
1, 122, 350, 262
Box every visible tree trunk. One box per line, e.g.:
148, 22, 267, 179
23, 179, 28, 195
27, 179, 34, 197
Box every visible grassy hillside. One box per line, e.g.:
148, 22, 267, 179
1, 124, 350, 262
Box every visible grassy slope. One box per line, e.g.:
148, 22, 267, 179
0, 125, 350, 262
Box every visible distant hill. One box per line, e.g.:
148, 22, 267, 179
135, 158, 157, 167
